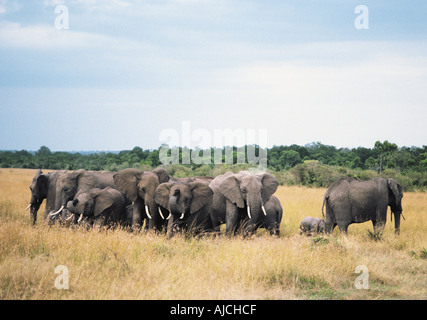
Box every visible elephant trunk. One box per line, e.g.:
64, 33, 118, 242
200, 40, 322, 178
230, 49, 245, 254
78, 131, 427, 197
29, 206, 38, 226
166, 212, 178, 238
145, 198, 160, 230
167, 195, 184, 237
169, 195, 179, 215
394, 211, 401, 235
51, 193, 69, 223
28, 199, 41, 226
246, 195, 262, 233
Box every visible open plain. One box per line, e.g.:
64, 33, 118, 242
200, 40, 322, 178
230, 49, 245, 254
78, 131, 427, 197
0, 168, 426, 299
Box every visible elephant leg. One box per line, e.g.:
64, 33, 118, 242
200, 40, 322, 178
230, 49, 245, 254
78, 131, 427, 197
374, 207, 387, 234
143, 218, 150, 232
372, 219, 384, 234
93, 215, 106, 229
225, 201, 239, 236
132, 200, 144, 231
324, 205, 336, 234
325, 222, 336, 234
337, 221, 349, 235
211, 215, 221, 234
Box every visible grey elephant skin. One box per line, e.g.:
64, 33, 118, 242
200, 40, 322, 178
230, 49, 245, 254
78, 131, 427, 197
299, 216, 325, 235
113, 167, 170, 232
154, 177, 214, 237
49, 169, 116, 222
259, 195, 283, 236
27, 169, 67, 225
322, 177, 404, 235
209, 171, 279, 235
66, 187, 128, 228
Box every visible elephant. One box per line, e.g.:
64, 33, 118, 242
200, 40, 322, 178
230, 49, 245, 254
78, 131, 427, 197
125, 204, 134, 227
66, 187, 128, 228
322, 177, 404, 235
209, 171, 279, 236
299, 216, 325, 235
47, 169, 116, 223
259, 195, 283, 236
26, 169, 67, 225
113, 167, 170, 232
154, 177, 214, 237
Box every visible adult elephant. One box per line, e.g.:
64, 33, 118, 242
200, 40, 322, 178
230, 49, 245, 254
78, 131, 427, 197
209, 171, 279, 236
154, 177, 213, 237
26, 169, 67, 225
113, 167, 170, 232
48, 169, 116, 222
66, 187, 128, 228
322, 177, 404, 235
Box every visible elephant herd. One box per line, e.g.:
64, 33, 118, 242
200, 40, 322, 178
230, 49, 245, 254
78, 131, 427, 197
26, 167, 404, 237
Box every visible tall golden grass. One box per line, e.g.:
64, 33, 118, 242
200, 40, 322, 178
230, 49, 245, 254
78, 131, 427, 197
0, 168, 426, 299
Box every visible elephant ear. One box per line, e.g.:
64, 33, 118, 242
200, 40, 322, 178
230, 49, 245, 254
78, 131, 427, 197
35, 171, 49, 197
113, 168, 142, 202
219, 175, 245, 209
92, 189, 114, 217
387, 178, 402, 206
153, 167, 170, 183
154, 182, 174, 210
69, 169, 99, 193
257, 172, 279, 204
189, 181, 213, 214
70, 169, 86, 181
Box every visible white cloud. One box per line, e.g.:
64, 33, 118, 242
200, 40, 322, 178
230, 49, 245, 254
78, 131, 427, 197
199, 41, 427, 148
0, 0, 21, 14
0, 22, 96, 49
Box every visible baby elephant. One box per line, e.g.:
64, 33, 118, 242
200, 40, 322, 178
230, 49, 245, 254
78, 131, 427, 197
67, 187, 128, 228
299, 216, 326, 235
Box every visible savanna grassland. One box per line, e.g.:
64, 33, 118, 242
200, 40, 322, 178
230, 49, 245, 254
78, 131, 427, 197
0, 168, 426, 300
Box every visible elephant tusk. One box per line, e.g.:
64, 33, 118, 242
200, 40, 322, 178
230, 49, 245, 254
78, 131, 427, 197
145, 205, 152, 219
401, 212, 406, 220
77, 214, 83, 223
247, 206, 252, 219
166, 213, 172, 220
66, 213, 74, 221
180, 213, 185, 219
48, 205, 64, 218
261, 205, 267, 216
158, 207, 165, 219
25, 204, 31, 211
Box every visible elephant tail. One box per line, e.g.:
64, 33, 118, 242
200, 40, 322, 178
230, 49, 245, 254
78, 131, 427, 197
322, 193, 330, 219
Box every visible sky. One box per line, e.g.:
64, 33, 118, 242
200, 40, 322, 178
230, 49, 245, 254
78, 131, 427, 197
0, 0, 426, 151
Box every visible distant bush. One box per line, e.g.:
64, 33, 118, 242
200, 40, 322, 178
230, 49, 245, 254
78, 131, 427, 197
1, 141, 426, 190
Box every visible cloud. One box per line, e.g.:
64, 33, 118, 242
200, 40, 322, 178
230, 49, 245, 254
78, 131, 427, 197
0, 22, 113, 50
0, 0, 21, 14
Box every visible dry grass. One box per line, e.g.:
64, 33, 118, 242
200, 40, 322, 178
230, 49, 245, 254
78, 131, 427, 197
0, 168, 426, 300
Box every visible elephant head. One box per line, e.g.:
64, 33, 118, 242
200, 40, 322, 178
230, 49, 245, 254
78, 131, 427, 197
27, 169, 49, 225
387, 178, 404, 234
220, 171, 278, 231
154, 179, 213, 236
66, 187, 123, 226
49, 169, 98, 220
113, 167, 170, 229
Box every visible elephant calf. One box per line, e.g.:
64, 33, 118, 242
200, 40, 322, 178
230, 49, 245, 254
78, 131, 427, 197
299, 216, 325, 235
259, 195, 283, 236
66, 187, 128, 228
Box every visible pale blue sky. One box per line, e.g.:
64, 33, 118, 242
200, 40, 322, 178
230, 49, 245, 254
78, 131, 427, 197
0, 0, 426, 151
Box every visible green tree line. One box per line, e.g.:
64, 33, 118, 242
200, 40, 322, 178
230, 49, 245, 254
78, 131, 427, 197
1, 141, 426, 190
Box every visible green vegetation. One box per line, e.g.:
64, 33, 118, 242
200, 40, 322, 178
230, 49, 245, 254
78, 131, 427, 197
1, 141, 426, 190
